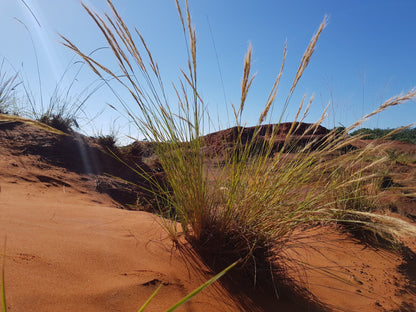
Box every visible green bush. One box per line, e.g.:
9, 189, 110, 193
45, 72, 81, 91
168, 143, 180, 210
351, 127, 416, 144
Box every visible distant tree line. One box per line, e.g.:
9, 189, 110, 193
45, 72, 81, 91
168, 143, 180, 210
350, 127, 416, 144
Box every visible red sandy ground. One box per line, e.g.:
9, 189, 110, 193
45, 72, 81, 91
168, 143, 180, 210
0, 121, 415, 311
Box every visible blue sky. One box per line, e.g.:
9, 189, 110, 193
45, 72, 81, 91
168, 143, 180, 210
1, 0, 415, 141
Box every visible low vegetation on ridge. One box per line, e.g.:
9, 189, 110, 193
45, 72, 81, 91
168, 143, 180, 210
352, 127, 416, 144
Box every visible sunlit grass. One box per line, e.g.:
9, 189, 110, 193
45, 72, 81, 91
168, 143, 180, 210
62, 0, 416, 293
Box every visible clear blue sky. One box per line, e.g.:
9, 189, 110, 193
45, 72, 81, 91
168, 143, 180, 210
1, 0, 415, 141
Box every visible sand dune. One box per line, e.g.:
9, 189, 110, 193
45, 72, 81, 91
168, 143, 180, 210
1, 121, 415, 311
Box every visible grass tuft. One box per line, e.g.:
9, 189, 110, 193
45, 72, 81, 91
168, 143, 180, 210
63, 0, 416, 296
96, 134, 117, 150
38, 113, 77, 134
0, 61, 19, 115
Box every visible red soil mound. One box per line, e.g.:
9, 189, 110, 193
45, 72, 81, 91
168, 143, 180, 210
0, 120, 163, 210
202, 122, 330, 158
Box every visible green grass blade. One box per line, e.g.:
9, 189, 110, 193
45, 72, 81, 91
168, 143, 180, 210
165, 259, 240, 312
1, 238, 6, 312
1, 265, 5, 312
137, 283, 162, 312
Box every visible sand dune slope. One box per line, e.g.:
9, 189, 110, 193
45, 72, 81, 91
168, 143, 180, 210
0, 175, 239, 311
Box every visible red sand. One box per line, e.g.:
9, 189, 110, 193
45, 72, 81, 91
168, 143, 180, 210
1, 122, 416, 311
0, 167, 240, 311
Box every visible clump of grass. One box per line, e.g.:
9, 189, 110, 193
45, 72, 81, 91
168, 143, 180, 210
13, 17, 102, 133
38, 113, 77, 134
27, 60, 103, 134
0, 60, 19, 115
0, 114, 68, 135
95, 133, 117, 150
63, 0, 416, 294
93, 121, 120, 150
